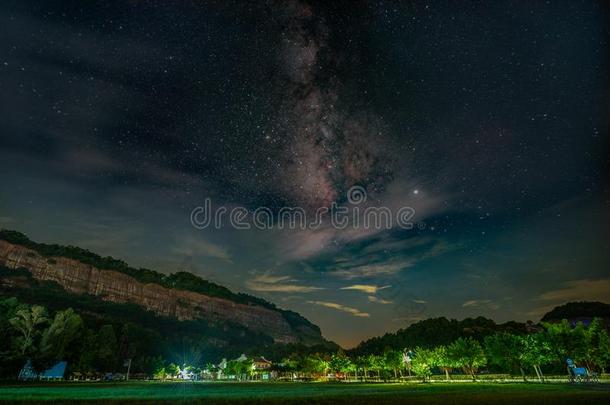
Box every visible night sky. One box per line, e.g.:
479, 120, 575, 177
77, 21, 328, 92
1, 1, 609, 347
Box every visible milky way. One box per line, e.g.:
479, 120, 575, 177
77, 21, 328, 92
1, 0, 608, 347
271, 0, 394, 210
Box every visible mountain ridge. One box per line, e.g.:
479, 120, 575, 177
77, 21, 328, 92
541, 301, 610, 323
0, 229, 326, 347
349, 302, 610, 355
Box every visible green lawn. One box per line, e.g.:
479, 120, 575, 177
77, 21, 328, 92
0, 382, 608, 404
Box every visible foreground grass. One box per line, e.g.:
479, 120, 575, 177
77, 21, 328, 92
0, 381, 609, 404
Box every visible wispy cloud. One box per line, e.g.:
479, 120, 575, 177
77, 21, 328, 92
307, 300, 370, 317
246, 273, 323, 293
538, 278, 610, 302
249, 284, 323, 293
251, 274, 293, 284
274, 179, 450, 262
392, 315, 427, 323
526, 304, 558, 318
172, 236, 231, 262
324, 237, 461, 280
340, 284, 390, 294
333, 262, 412, 280
412, 299, 427, 304
0, 217, 14, 225
368, 295, 393, 304
462, 299, 499, 310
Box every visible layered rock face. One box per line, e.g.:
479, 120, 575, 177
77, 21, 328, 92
0, 240, 302, 343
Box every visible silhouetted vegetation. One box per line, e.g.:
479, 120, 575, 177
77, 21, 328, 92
350, 316, 528, 356
0, 230, 318, 336
2, 231, 608, 382
2, 281, 608, 382
542, 301, 610, 322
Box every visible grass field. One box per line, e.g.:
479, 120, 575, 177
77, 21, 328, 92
0, 382, 609, 404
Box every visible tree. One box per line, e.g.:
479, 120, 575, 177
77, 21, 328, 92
431, 345, 453, 381
154, 366, 167, 380
403, 350, 413, 377
40, 309, 83, 360
301, 354, 328, 379
411, 347, 434, 382
9, 305, 48, 355
136, 355, 165, 377
76, 329, 97, 373
0, 298, 26, 378
224, 360, 239, 378
521, 333, 554, 382
0, 298, 21, 346
279, 357, 299, 381
354, 355, 370, 381
367, 354, 383, 380
544, 320, 579, 365
96, 325, 118, 372
447, 337, 486, 380
544, 318, 610, 374
224, 359, 254, 381
343, 360, 357, 380
384, 349, 403, 380
484, 333, 527, 380
118, 323, 139, 367
204, 362, 217, 375
329, 351, 352, 379
36, 308, 83, 371
166, 363, 180, 378
238, 359, 254, 381
581, 318, 610, 372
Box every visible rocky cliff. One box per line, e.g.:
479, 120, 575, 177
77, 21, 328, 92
0, 238, 321, 344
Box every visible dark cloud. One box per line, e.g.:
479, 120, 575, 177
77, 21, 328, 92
1, 0, 608, 347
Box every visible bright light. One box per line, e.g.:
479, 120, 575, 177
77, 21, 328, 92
178, 366, 192, 380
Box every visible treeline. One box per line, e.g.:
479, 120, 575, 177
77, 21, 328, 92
160, 317, 610, 382
273, 319, 609, 381
541, 301, 610, 322
0, 295, 333, 380
0, 230, 317, 334
0, 296, 168, 378
351, 316, 529, 355
2, 295, 609, 382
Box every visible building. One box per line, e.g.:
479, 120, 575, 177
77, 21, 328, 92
19, 360, 67, 381
252, 356, 272, 371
